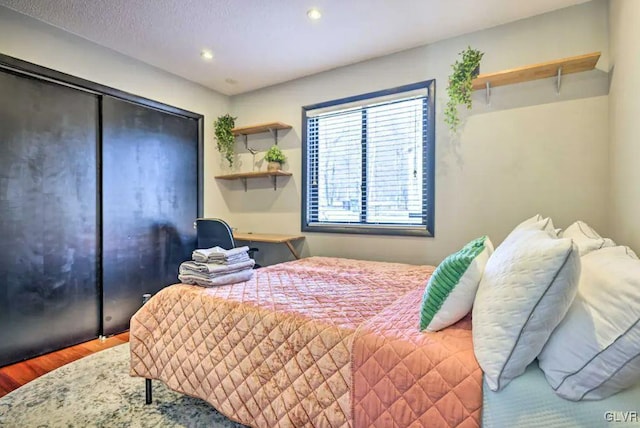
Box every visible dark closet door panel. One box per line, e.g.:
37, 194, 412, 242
102, 97, 198, 335
0, 71, 100, 366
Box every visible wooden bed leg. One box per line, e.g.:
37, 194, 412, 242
145, 378, 152, 404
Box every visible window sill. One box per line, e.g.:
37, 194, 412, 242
302, 223, 433, 237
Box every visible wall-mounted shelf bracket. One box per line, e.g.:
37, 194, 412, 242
268, 128, 279, 145
232, 122, 292, 149
216, 170, 292, 192
471, 52, 600, 100
485, 82, 491, 105
556, 66, 562, 95
242, 134, 249, 149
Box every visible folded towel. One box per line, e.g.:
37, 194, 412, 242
178, 269, 254, 287
179, 259, 255, 276
191, 253, 250, 266
211, 253, 251, 265
192, 246, 250, 263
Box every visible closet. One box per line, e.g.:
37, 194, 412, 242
0, 55, 202, 365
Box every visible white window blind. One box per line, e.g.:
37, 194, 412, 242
302, 81, 434, 236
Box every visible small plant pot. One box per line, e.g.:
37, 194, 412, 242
267, 161, 282, 172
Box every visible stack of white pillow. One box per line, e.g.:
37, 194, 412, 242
536, 221, 640, 401
418, 214, 640, 401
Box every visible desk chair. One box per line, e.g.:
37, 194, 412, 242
195, 218, 260, 268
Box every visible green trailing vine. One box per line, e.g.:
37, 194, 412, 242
214, 114, 236, 166
445, 47, 484, 133
264, 145, 286, 163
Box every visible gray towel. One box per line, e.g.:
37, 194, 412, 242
179, 259, 255, 276
178, 269, 254, 287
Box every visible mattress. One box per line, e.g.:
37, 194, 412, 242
482, 361, 640, 428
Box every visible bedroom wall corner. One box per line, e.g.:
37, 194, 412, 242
608, 0, 640, 252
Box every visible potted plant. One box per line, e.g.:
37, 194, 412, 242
264, 145, 286, 171
445, 46, 484, 133
214, 114, 236, 167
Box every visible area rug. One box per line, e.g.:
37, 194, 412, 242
0, 344, 246, 427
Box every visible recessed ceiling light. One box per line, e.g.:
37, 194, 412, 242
200, 49, 214, 61
307, 8, 322, 20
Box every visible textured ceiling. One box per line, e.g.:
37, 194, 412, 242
0, 0, 590, 95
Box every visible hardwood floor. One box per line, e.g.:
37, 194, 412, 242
0, 332, 129, 398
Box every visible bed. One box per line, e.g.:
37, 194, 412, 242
483, 361, 640, 428
129, 257, 482, 427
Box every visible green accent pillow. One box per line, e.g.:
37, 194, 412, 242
419, 236, 493, 331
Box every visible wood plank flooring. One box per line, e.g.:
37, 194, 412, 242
0, 332, 129, 398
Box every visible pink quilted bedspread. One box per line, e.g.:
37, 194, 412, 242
129, 257, 480, 427
352, 290, 482, 427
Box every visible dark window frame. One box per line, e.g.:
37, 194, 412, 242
301, 80, 435, 237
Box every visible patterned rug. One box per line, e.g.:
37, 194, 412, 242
0, 344, 245, 427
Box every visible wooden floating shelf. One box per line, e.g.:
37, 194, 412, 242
232, 122, 292, 136
215, 170, 292, 191
233, 232, 305, 244
215, 170, 292, 180
471, 52, 601, 90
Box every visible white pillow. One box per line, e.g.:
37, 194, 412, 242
561, 221, 616, 256
419, 236, 493, 332
473, 225, 580, 391
538, 246, 640, 400
511, 214, 558, 238
624, 246, 639, 259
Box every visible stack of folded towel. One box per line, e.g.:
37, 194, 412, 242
178, 246, 255, 287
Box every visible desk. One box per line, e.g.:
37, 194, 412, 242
233, 232, 305, 259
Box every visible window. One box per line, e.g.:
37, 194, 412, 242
302, 80, 435, 236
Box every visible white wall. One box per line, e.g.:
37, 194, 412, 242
0, 2, 613, 266
227, 0, 610, 266
0, 6, 231, 218
609, 0, 640, 252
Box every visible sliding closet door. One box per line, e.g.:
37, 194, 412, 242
102, 96, 198, 335
0, 70, 100, 366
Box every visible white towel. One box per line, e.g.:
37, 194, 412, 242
179, 259, 255, 276
213, 253, 251, 265
191, 253, 250, 266
192, 246, 250, 263
178, 269, 254, 287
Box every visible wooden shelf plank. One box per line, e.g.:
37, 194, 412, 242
232, 122, 292, 136
215, 170, 292, 180
471, 52, 600, 90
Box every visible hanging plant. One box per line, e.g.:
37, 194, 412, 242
214, 114, 237, 167
444, 47, 484, 133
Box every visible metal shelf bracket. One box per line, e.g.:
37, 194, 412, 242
485, 82, 491, 105
242, 134, 248, 149
556, 66, 563, 95
241, 178, 247, 192
272, 176, 278, 191
268, 128, 279, 145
